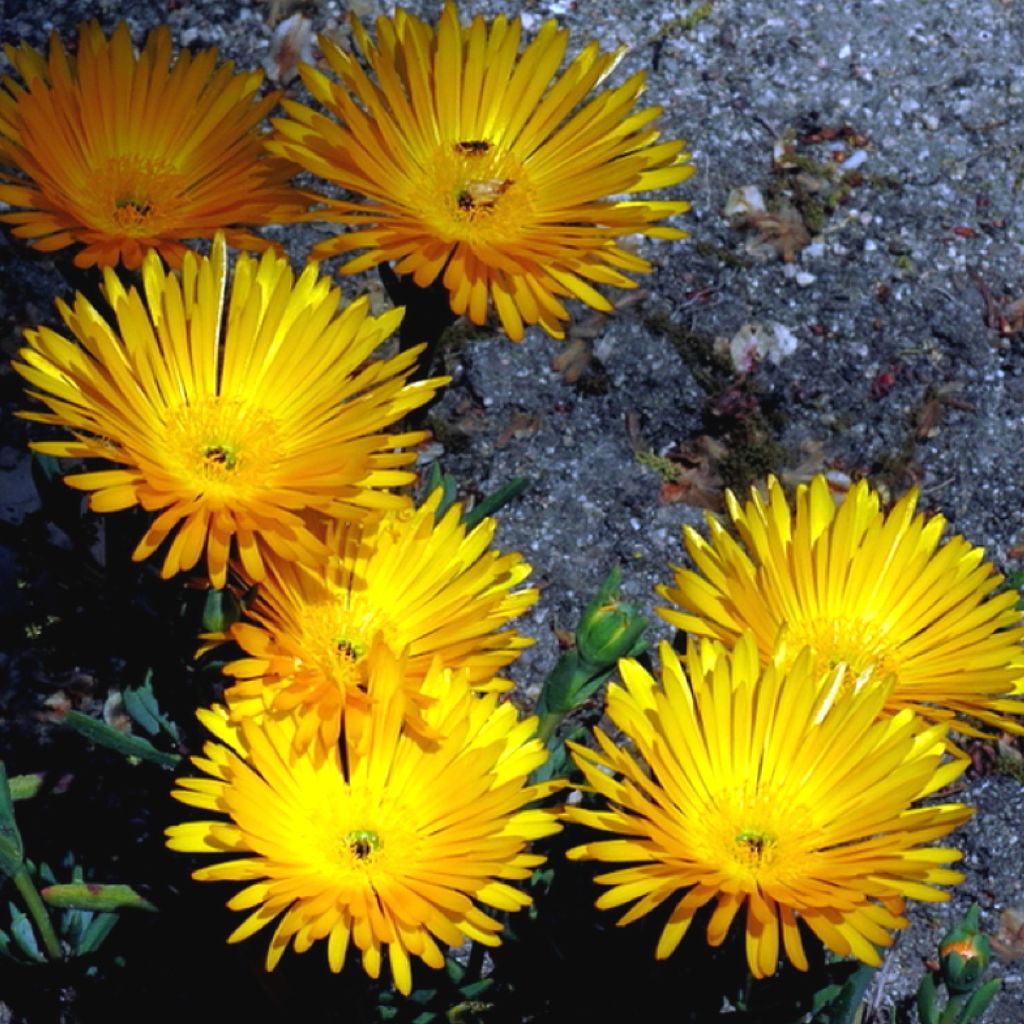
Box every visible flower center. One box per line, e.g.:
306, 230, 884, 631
734, 828, 777, 867
700, 786, 819, 894
163, 397, 283, 507
201, 443, 238, 470
344, 829, 382, 861
98, 154, 187, 236
293, 592, 397, 699
781, 616, 901, 682
411, 139, 535, 244
321, 791, 420, 881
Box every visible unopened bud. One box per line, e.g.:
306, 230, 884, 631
576, 567, 647, 670
202, 587, 242, 634
939, 905, 991, 994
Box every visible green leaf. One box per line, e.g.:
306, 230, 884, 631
122, 670, 180, 742
444, 956, 466, 984
0, 763, 25, 878
460, 477, 529, 530
9, 903, 46, 963
41, 882, 157, 913
77, 912, 119, 955
459, 979, 492, 1001
917, 972, 940, 1024
959, 979, 1001, 1023
812, 961, 876, 1023
63, 710, 180, 769
8, 773, 44, 802
425, 463, 459, 521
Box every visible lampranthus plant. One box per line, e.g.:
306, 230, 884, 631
166, 646, 561, 994
14, 235, 447, 589
269, 2, 693, 341
566, 636, 972, 978
0, 21, 304, 269
657, 474, 1024, 738
218, 489, 538, 753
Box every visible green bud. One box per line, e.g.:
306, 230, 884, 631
575, 567, 647, 671
939, 905, 992, 995
202, 587, 242, 634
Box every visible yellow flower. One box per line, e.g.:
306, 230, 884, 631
566, 636, 972, 978
0, 21, 304, 269
14, 235, 446, 589
220, 489, 537, 752
166, 647, 560, 994
657, 474, 1024, 738
269, 2, 693, 341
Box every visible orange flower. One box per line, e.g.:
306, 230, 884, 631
270, 2, 692, 340
14, 236, 446, 588
220, 489, 537, 753
0, 20, 304, 269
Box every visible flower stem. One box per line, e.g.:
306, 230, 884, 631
12, 864, 63, 961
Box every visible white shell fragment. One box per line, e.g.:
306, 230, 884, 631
723, 321, 800, 373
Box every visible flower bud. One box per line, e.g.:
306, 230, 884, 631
576, 568, 647, 671
939, 905, 992, 994
202, 587, 243, 635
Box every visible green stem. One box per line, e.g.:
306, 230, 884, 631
537, 710, 564, 747
12, 864, 62, 961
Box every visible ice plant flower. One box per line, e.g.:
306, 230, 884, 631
566, 635, 972, 978
219, 489, 537, 752
13, 235, 446, 589
0, 20, 305, 269
166, 647, 560, 994
657, 474, 1024, 738
269, 2, 693, 341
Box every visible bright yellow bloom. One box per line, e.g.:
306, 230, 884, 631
166, 647, 560, 994
14, 235, 446, 589
657, 474, 1024, 738
0, 21, 304, 269
269, 2, 693, 341
566, 636, 972, 978
220, 488, 537, 753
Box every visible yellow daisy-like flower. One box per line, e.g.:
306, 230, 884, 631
657, 474, 1024, 738
14, 235, 446, 589
0, 20, 304, 269
220, 488, 537, 752
566, 636, 972, 978
166, 647, 560, 994
269, 2, 693, 341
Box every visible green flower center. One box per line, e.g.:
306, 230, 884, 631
735, 829, 776, 863
344, 829, 382, 860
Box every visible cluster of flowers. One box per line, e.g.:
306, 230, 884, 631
568, 475, 1024, 977
0, 7, 692, 340
1, 4, 688, 992
4, 0, 1023, 998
